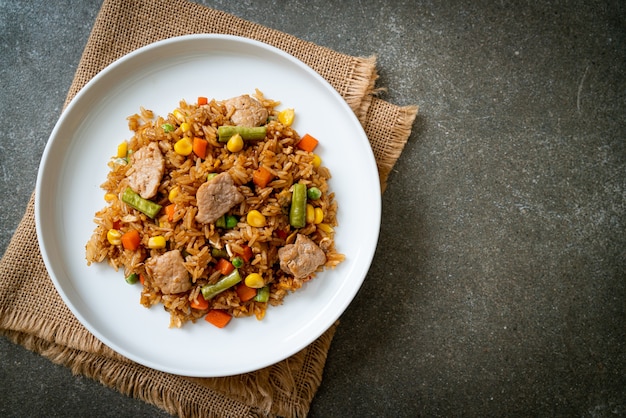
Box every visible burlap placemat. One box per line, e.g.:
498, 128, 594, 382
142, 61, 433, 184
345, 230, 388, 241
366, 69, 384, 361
0, 0, 417, 416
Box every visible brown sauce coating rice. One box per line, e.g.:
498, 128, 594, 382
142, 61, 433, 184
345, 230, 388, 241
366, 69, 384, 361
85, 91, 344, 328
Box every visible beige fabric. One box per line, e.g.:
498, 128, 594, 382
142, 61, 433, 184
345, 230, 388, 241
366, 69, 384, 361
0, 0, 417, 416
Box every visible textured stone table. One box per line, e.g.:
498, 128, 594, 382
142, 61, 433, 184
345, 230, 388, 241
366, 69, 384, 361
1, 1, 624, 416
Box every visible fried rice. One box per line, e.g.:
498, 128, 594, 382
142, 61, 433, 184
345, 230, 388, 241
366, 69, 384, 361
85, 90, 344, 328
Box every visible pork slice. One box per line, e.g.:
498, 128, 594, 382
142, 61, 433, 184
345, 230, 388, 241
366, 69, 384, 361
127, 142, 165, 199
223, 95, 268, 127
195, 172, 244, 224
145, 249, 191, 294
278, 234, 327, 279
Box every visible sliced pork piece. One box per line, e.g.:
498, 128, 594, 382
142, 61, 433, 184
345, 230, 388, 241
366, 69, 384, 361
145, 249, 191, 294
195, 172, 244, 224
127, 142, 165, 199
223, 95, 268, 127
278, 234, 327, 279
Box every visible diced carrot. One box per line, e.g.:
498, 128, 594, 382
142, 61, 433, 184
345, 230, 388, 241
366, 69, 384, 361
296, 133, 319, 152
121, 229, 141, 251
241, 245, 253, 263
193, 137, 208, 159
197, 96, 208, 105
139, 274, 145, 285
236, 283, 257, 302
205, 309, 232, 328
190, 294, 209, 310
165, 204, 176, 222
216, 258, 235, 276
252, 166, 274, 188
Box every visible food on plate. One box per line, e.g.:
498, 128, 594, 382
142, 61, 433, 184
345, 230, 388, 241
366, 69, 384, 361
85, 91, 344, 328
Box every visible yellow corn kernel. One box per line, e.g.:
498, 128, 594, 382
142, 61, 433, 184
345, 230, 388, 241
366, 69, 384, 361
244, 273, 265, 289
174, 138, 193, 156
168, 187, 179, 203
173, 109, 185, 122
306, 204, 315, 224
226, 133, 244, 152
317, 223, 334, 234
311, 154, 322, 168
180, 122, 191, 133
246, 210, 267, 227
104, 193, 117, 203
148, 236, 166, 249
314, 207, 324, 224
107, 229, 122, 246
117, 141, 128, 158
277, 108, 295, 126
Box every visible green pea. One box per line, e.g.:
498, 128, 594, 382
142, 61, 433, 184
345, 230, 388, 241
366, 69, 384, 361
231, 256, 244, 269
307, 186, 322, 200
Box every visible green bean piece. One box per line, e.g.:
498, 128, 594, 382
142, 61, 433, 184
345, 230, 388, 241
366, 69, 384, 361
161, 123, 175, 133
307, 186, 322, 200
125, 272, 139, 284
211, 247, 228, 258
254, 285, 270, 303
215, 215, 226, 228
201, 269, 242, 300
217, 125, 267, 142
121, 187, 162, 219
289, 183, 307, 228
207, 172, 218, 181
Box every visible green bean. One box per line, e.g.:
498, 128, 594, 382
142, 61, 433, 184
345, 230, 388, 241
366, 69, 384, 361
289, 183, 307, 228
217, 125, 267, 142
121, 187, 162, 219
254, 285, 270, 303
211, 247, 228, 258
201, 269, 242, 300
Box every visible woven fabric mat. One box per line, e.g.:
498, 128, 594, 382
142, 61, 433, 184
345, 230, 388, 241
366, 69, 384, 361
0, 0, 417, 416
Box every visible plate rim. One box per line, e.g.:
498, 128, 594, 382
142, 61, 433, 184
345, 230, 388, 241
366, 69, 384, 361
35, 34, 381, 376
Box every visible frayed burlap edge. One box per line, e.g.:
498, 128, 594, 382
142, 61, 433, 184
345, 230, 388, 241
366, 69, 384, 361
1, 320, 339, 418
63, 0, 379, 123
0, 0, 418, 416
365, 99, 419, 191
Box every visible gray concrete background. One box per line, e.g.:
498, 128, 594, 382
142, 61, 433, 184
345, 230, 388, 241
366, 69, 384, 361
1, 1, 625, 416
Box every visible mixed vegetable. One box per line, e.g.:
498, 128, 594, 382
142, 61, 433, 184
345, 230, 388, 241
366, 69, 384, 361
96, 94, 336, 328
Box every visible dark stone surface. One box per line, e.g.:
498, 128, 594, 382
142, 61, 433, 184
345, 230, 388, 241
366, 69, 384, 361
1, 1, 624, 416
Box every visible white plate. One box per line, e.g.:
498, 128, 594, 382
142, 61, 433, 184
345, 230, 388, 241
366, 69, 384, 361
35, 34, 380, 377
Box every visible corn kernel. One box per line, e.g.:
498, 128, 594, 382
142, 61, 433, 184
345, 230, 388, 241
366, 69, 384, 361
226, 133, 244, 152
148, 236, 166, 249
246, 210, 266, 227
107, 229, 122, 246
173, 109, 185, 122
317, 223, 334, 234
312, 154, 322, 168
174, 138, 193, 156
180, 122, 191, 133
117, 141, 128, 158
314, 207, 324, 224
306, 204, 315, 224
168, 187, 179, 203
244, 273, 265, 289
277, 108, 295, 126
104, 193, 117, 203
